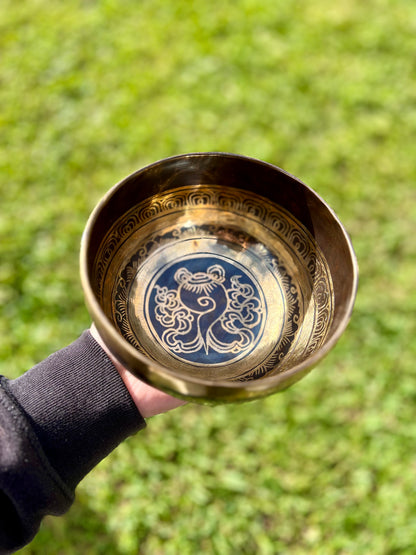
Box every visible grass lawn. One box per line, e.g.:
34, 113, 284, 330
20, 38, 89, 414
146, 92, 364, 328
1, 1, 416, 553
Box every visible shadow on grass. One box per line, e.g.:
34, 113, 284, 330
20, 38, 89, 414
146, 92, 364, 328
18, 495, 121, 555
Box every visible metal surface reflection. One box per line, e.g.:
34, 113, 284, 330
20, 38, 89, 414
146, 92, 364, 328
81, 153, 358, 403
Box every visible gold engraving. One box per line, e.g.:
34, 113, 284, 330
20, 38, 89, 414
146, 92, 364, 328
93, 185, 334, 381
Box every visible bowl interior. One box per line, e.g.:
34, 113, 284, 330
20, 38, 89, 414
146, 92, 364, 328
92, 184, 334, 382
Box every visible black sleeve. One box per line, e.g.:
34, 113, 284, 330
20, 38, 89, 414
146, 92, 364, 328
0, 331, 146, 554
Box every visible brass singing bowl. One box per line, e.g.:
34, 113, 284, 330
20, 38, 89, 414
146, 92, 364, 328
80, 153, 358, 403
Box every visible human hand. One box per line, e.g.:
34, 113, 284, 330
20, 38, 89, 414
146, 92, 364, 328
90, 325, 187, 418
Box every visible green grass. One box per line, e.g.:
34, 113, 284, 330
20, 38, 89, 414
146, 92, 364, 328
1, 0, 416, 553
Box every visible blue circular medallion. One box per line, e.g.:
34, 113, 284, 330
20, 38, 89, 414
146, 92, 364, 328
144, 254, 266, 366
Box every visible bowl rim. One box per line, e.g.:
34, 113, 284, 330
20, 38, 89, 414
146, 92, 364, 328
80, 152, 359, 402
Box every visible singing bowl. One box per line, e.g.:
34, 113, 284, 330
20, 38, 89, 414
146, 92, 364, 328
80, 153, 358, 403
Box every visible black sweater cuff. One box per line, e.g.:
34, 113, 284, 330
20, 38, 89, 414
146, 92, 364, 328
7, 331, 146, 490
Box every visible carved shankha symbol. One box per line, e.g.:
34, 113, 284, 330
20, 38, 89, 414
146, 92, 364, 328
151, 263, 263, 363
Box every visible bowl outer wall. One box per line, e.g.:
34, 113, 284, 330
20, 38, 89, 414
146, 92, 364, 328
80, 152, 358, 403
